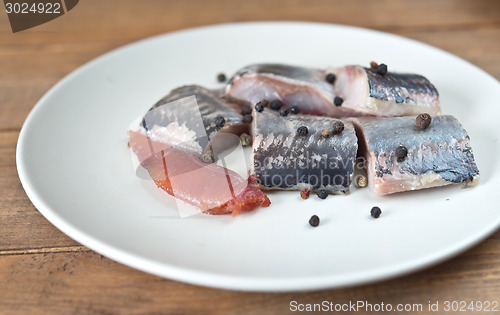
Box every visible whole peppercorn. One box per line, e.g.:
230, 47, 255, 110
309, 215, 320, 227
200, 151, 215, 163
317, 189, 329, 199
416, 113, 432, 129
356, 175, 368, 188
297, 126, 308, 136
371, 206, 382, 218
395, 145, 408, 162
370, 61, 379, 69
214, 116, 225, 129
377, 64, 388, 75
321, 128, 331, 138
300, 188, 310, 199
241, 104, 252, 115
242, 114, 253, 124
325, 73, 336, 84
255, 103, 264, 112
334, 96, 343, 106
279, 107, 289, 116
217, 73, 226, 83
332, 121, 345, 134
290, 106, 299, 114
240, 133, 252, 147
270, 100, 282, 111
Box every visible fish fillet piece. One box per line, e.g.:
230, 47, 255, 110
252, 111, 358, 193
351, 115, 479, 195
226, 64, 354, 116
141, 148, 270, 216
128, 85, 269, 215
129, 85, 248, 162
335, 65, 440, 116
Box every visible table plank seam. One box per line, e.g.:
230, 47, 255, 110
0, 128, 22, 134
0, 245, 91, 256
379, 20, 500, 33
1, 20, 499, 44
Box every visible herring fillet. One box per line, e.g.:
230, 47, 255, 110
335, 65, 440, 116
227, 63, 440, 117
129, 85, 248, 161
127, 85, 271, 216
252, 111, 358, 193
226, 64, 346, 116
140, 149, 271, 216
351, 115, 479, 195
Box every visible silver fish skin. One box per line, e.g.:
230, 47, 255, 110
335, 66, 440, 116
130, 85, 248, 159
226, 64, 355, 116
252, 111, 358, 193
351, 115, 479, 195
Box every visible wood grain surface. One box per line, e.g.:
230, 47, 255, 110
1, 1, 499, 314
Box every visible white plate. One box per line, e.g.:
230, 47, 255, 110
17, 22, 500, 291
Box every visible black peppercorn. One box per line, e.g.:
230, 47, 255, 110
242, 114, 253, 124
325, 73, 336, 84
416, 113, 432, 129
217, 73, 226, 82
332, 121, 344, 134
317, 189, 328, 199
309, 215, 320, 227
214, 116, 225, 129
241, 104, 252, 115
371, 206, 382, 218
334, 96, 343, 106
290, 106, 299, 114
297, 126, 308, 136
255, 103, 264, 112
270, 100, 282, 111
376, 64, 387, 75
279, 108, 289, 116
395, 145, 408, 162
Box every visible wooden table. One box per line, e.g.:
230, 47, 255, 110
1, 1, 499, 313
